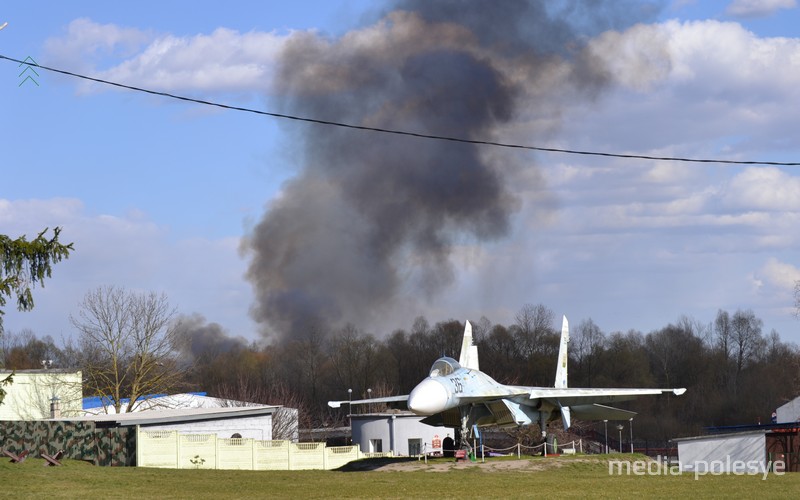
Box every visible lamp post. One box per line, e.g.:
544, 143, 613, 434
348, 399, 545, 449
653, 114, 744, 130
603, 420, 608, 454
629, 418, 634, 453
347, 388, 353, 433
367, 388, 372, 413
616, 424, 624, 453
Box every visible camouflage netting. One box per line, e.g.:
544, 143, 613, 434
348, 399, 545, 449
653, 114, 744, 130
0, 420, 135, 466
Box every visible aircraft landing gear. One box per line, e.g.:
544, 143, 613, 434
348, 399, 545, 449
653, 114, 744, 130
459, 406, 471, 450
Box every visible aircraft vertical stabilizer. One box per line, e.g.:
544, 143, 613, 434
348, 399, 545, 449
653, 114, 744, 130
458, 321, 480, 371
554, 315, 569, 389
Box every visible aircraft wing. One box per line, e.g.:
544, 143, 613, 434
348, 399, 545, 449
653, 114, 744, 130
528, 387, 686, 407
328, 395, 409, 408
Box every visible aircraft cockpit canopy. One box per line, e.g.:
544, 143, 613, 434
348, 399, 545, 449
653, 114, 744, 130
429, 357, 460, 377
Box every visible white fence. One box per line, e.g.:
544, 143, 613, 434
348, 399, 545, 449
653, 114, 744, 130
136, 427, 390, 470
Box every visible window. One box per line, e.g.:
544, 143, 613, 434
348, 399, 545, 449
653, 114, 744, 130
429, 357, 460, 377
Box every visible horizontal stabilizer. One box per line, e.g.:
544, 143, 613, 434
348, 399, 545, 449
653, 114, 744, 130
529, 387, 685, 407
328, 394, 408, 408
570, 403, 636, 421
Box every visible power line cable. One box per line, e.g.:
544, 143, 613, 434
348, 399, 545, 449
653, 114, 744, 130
3, 54, 799, 167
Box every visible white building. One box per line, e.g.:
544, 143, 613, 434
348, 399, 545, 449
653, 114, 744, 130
776, 396, 800, 423
82, 392, 299, 442
351, 411, 450, 456
673, 431, 767, 473
70, 405, 281, 440
0, 369, 82, 420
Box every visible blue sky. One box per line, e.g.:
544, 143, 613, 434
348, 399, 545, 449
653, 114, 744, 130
2, 0, 800, 345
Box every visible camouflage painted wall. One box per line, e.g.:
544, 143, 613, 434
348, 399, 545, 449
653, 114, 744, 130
0, 420, 135, 466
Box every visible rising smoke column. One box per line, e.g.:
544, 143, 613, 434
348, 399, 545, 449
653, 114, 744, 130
243, 1, 654, 341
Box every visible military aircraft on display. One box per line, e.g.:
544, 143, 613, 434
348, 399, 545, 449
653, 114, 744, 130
330, 316, 686, 446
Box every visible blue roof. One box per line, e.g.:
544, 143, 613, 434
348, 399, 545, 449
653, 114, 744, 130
82, 392, 207, 409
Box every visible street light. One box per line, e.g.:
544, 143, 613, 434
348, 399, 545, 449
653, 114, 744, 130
616, 424, 624, 453
629, 418, 634, 453
347, 389, 353, 444
367, 388, 372, 413
603, 420, 608, 454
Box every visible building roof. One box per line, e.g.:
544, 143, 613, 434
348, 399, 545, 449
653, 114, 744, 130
84, 392, 208, 411
671, 430, 767, 443
0, 369, 79, 375
59, 404, 280, 427
82, 392, 264, 413
704, 422, 800, 434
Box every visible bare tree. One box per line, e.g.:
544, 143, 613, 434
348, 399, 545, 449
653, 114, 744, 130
513, 303, 554, 358
71, 286, 182, 413
327, 324, 379, 394
574, 318, 605, 386
731, 309, 765, 390
214, 375, 306, 441
714, 309, 732, 361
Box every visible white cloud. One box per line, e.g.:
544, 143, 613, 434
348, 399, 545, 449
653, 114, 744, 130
43, 18, 152, 72
723, 167, 800, 211
579, 19, 800, 159
726, 0, 797, 18
97, 28, 287, 93
44, 19, 288, 93
760, 258, 800, 288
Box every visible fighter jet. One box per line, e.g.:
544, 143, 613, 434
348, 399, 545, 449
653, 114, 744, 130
330, 316, 685, 445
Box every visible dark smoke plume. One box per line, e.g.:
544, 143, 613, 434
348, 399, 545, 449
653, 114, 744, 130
173, 314, 249, 363
243, 1, 659, 341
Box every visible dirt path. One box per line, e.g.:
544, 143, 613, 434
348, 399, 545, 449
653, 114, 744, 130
340, 455, 621, 473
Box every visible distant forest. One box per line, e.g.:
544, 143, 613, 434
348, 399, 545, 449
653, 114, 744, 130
2, 303, 798, 442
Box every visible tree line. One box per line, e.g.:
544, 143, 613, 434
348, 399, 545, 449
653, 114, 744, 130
2, 290, 799, 441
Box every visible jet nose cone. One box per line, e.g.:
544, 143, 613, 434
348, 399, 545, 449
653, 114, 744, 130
408, 378, 449, 415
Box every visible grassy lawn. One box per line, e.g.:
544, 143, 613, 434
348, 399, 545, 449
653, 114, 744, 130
1, 455, 797, 499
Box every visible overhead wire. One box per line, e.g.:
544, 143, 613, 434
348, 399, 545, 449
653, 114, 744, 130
2, 54, 799, 167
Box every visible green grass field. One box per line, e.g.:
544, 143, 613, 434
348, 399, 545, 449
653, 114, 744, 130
1, 454, 797, 499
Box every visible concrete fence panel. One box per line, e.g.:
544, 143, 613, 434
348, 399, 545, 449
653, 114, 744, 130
178, 433, 215, 469
217, 437, 255, 470
254, 440, 290, 471
136, 427, 376, 470
325, 445, 360, 469
289, 442, 325, 470
137, 430, 179, 468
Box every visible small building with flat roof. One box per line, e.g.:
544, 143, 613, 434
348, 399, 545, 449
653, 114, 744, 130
351, 411, 450, 456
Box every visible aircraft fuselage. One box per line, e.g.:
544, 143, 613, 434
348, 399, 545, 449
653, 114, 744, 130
407, 357, 517, 416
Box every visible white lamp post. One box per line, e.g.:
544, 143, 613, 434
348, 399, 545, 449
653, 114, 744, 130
629, 418, 634, 453
347, 388, 353, 436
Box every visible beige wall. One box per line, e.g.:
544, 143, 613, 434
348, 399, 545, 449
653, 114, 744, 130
0, 370, 83, 420
136, 429, 375, 470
